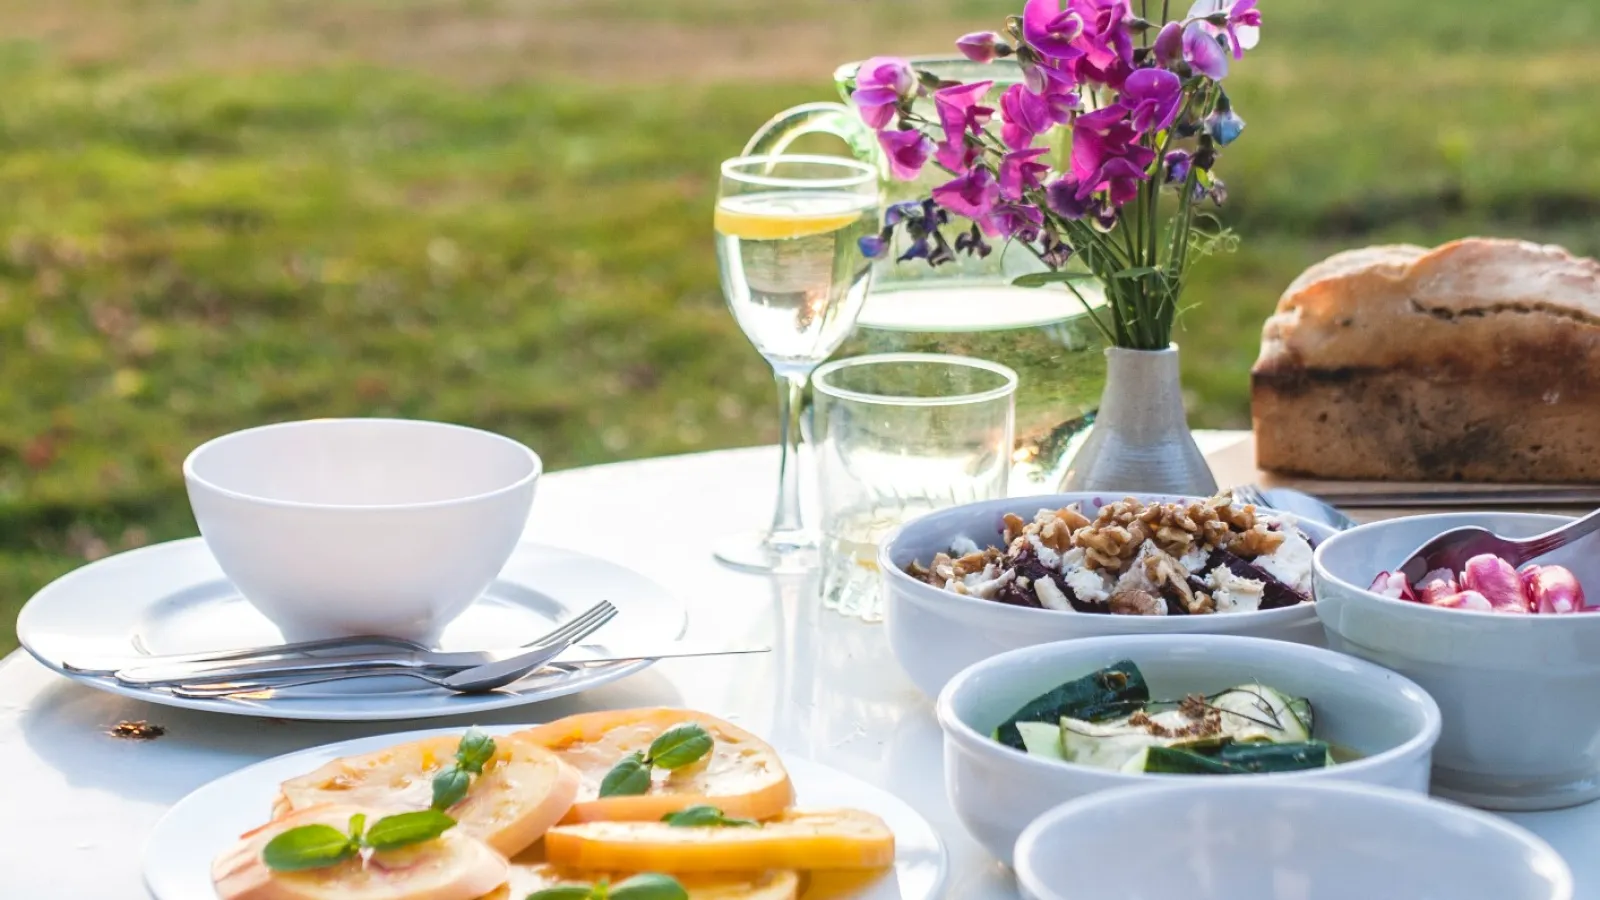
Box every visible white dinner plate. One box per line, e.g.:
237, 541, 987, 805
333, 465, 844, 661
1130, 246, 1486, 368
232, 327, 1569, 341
17, 538, 687, 721
144, 725, 948, 900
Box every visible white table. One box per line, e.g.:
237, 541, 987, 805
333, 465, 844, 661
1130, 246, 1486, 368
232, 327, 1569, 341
1, 440, 1596, 898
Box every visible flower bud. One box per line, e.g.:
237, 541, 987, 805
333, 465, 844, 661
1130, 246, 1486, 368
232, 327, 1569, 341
1005, 15, 1024, 40
1153, 21, 1184, 66
1203, 106, 1246, 145
1460, 554, 1530, 613
956, 31, 1005, 64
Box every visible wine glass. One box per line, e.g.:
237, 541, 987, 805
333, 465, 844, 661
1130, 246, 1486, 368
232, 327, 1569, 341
712, 154, 882, 573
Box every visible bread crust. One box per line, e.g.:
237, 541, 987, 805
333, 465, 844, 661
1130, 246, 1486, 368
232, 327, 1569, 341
1252, 238, 1600, 482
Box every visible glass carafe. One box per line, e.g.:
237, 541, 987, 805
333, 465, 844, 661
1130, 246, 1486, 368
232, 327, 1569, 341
746, 57, 1107, 493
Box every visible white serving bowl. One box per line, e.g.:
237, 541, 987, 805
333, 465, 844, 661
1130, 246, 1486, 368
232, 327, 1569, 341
184, 418, 540, 643
1315, 511, 1600, 811
879, 493, 1336, 699
1015, 780, 1571, 900
936, 633, 1440, 864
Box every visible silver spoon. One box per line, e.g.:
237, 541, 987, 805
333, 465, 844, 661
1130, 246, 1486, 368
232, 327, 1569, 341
1395, 507, 1600, 585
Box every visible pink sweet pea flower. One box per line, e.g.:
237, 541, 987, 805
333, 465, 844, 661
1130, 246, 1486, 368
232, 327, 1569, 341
1182, 22, 1229, 79
999, 84, 1070, 150
1022, 0, 1086, 62
1069, 0, 1134, 71
1069, 107, 1156, 205
999, 148, 1051, 200
980, 201, 1045, 239
1188, 0, 1261, 59
935, 138, 982, 174
956, 31, 1004, 64
1119, 68, 1183, 133
852, 56, 916, 129
931, 166, 1001, 219
877, 129, 935, 180
1153, 21, 1184, 66
934, 82, 995, 146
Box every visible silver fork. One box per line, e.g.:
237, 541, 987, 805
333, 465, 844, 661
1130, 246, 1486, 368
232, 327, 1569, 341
1232, 483, 1359, 532
165, 602, 617, 697
1395, 507, 1600, 585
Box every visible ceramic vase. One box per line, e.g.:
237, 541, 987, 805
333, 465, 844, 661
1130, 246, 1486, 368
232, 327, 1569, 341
1059, 344, 1217, 495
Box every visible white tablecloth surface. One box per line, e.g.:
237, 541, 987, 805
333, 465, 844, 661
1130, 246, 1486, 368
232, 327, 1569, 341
1, 436, 1594, 898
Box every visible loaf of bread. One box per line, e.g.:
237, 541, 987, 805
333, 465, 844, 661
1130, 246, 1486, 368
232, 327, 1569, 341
1251, 238, 1600, 482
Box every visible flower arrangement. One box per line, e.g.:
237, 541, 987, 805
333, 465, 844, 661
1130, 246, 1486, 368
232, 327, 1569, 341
850, 0, 1260, 350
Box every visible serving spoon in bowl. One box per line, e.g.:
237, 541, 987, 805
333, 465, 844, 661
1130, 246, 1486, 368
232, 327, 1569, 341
1395, 506, 1600, 586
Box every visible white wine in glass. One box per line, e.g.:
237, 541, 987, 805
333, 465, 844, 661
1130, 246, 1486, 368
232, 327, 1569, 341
712, 154, 881, 573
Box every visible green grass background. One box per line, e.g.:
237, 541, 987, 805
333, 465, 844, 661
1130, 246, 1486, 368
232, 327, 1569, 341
2, 0, 1597, 652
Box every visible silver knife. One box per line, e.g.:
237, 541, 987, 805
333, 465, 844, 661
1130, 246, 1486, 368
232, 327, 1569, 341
114, 642, 768, 687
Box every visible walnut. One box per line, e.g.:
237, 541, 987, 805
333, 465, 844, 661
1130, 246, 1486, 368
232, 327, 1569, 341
1209, 491, 1257, 532
1002, 513, 1027, 544
1185, 591, 1216, 614
929, 552, 956, 584
1229, 524, 1286, 559
1109, 589, 1167, 616
1038, 517, 1074, 554
953, 551, 992, 577
1074, 523, 1137, 569
1057, 505, 1092, 532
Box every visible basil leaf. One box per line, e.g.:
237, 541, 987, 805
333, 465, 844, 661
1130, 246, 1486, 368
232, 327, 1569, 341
598, 752, 652, 797
610, 873, 688, 900
661, 805, 757, 828
262, 824, 357, 872
1010, 270, 1097, 288
432, 766, 471, 810
647, 723, 713, 770
523, 885, 598, 900
456, 727, 496, 775
365, 809, 458, 851
346, 813, 367, 842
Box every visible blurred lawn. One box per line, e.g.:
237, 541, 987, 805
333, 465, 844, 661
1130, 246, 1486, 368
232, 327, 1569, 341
2, 0, 1597, 651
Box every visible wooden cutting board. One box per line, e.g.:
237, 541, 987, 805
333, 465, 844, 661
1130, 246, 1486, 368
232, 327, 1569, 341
1203, 433, 1600, 521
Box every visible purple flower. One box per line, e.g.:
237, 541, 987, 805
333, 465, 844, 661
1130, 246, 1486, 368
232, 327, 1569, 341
934, 82, 995, 145
852, 56, 916, 129
955, 224, 993, 258
932, 166, 1001, 219
1023, 0, 1086, 62
1023, 58, 1079, 95
999, 148, 1051, 200
877, 129, 935, 180
1153, 21, 1183, 66
1204, 104, 1246, 144
1182, 21, 1229, 79
859, 234, 889, 258
935, 138, 982, 173
1119, 68, 1182, 133
999, 83, 1068, 150
1046, 177, 1092, 219
956, 31, 1005, 64
981, 201, 1045, 240
1069, 0, 1134, 72
1164, 149, 1192, 183
1039, 230, 1075, 268
1188, 0, 1261, 59
1069, 107, 1156, 206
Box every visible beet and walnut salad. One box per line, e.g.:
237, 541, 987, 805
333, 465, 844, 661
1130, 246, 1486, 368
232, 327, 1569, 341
907, 493, 1315, 615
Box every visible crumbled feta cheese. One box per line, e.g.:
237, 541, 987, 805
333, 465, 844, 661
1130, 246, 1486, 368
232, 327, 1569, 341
1065, 565, 1112, 604
1206, 566, 1266, 613
1034, 576, 1074, 611
1113, 541, 1163, 594
952, 565, 1015, 600
1025, 532, 1062, 570
1179, 544, 1211, 572
950, 536, 982, 556
1256, 525, 1314, 594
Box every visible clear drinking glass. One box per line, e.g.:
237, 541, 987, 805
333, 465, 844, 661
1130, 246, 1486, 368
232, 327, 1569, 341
712, 154, 882, 573
812, 353, 1017, 621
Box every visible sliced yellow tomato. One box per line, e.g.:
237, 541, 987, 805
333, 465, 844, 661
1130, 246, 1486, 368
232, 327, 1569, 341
516, 709, 794, 823
274, 732, 579, 857
543, 809, 894, 873
214, 803, 508, 900
475, 863, 799, 900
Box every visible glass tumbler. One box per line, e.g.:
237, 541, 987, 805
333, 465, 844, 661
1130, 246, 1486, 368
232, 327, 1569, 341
812, 353, 1017, 621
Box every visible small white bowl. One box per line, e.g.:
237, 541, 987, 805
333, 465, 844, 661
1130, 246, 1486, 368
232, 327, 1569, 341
1315, 511, 1600, 811
879, 493, 1336, 699
1015, 780, 1572, 900
936, 633, 1440, 863
184, 418, 540, 643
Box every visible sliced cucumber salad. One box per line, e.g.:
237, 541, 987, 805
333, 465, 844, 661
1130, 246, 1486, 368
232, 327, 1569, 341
992, 660, 1337, 774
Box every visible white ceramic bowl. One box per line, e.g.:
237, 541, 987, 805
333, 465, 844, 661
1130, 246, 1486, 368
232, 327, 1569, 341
184, 418, 540, 642
1015, 780, 1572, 900
1315, 511, 1600, 811
936, 633, 1440, 863
879, 493, 1336, 699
